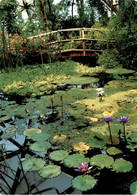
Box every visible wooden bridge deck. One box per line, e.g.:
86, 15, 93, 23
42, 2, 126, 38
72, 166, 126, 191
28, 28, 115, 58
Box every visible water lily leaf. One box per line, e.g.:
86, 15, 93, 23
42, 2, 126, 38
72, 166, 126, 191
88, 139, 106, 149
30, 133, 50, 141
112, 158, 133, 173
106, 68, 135, 75
52, 135, 67, 143
0, 116, 11, 122
39, 165, 61, 178
1, 132, 15, 139
128, 132, 137, 142
63, 154, 89, 168
21, 157, 45, 171
73, 142, 90, 151
29, 141, 51, 152
49, 150, 69, 161
106, 147, 122, 155
23, 128, 42, 138
14, 119, 27, 126
90, 154, 114, 168
130, 181, 137, 195
72, 175, 97, 192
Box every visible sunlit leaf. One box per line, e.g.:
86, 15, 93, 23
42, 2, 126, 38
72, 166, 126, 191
63, 154, 89, 168
106, 147, 122, 155
21, 158, 45, 171
90, 154, 114, 168
73, 142, 90, 151
49, 150, 69, 161
39, 165, 61, 178
29, 141, 51, 152
72, 175, 97, 192
23, 128, 42, 138
30, 133, 50, 141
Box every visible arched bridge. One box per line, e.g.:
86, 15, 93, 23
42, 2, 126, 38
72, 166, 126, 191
28, 28, 115, 58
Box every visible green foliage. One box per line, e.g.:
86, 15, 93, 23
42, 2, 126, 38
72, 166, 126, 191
39, 165, 61, 179
97, 49, 120, 68
112, 158, 133, 173
63, 154, 89, 168
29, 141, 51, 152
49, 150, 69, 161
106, 147, 122, 156
21, 158, 45, 171
90, 154, 114, 168
72, 175, 97, 192
108, 0, 137, 69
130, 181, 137, 195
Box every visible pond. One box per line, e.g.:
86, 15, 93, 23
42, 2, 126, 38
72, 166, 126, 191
0, 68, 137, 194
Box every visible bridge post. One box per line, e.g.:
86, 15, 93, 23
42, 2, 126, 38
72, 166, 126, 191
57, 31, 61, 57
82, 29, 85, 56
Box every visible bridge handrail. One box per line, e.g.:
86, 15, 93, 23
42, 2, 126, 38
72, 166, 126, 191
28, 28, 109, 39
27, 28, 114, 57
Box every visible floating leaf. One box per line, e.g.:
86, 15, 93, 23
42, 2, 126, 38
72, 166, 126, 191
88, 139, 106, 149
73, 142, 90, 151
64, 154, 89, 168
1, 132, 15, 139
72, 175, 97, 192
30, 133, 50, 141
21, 158, 45, 171
112, 158, 133, 173
29, 141, 51, 152
39, 165, 61, 178
23, 128, 42, 138
130, 181, 137, 195
128, 132, 137, 142
49, 150, 69, 161
90, 154, 114, 168
106, 147, 122, 156
52, 134, 67, 143
0, 116, 11, 122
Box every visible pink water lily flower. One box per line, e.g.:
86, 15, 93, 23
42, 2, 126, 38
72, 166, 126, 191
75, 162, 92, 175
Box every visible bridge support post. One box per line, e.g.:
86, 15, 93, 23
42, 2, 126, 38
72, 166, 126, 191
82, 29, 85, 56
57, 31, 61, 57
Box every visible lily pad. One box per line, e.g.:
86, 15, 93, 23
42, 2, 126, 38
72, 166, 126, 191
88, 139, 106, 149
29, 141, 51, 152
106, 147, 122, 156
72, 175, 97, 192
21, 158, 45, 171
49, 150, 69, 161
30, 133, 50, 141
128, 131, 137, 142
90, 154, 114, 168
130, 181, 137, 195
23, 128, 42, 138
106, 68, 135, 75
112, 158, 133, 173
63, 154, 89, 168
1, 132, 15, 139
73, 142, 90, 151
39, 165, 61, 178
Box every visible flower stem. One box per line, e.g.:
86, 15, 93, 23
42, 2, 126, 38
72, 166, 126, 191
123, 123, 126, 142
108, 123, 113, 145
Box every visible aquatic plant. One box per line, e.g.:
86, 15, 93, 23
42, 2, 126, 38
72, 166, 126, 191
50, 97, 54, 113
60, 95, 63, 119
117, 116, 129, 142
96, 88, 104, 102
75, 162, 92, 175
103, 115, 114, 145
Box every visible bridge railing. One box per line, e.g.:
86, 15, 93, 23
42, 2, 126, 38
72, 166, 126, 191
28, 28, 115, 57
